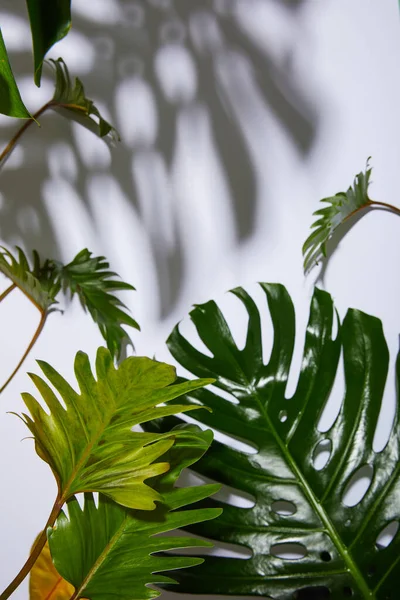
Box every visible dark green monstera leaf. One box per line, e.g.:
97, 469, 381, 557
46, 425, 222, 600
145, 284, 400, 599
0, 29, 31, 118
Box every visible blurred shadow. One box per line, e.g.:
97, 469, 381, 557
0, 0, 319, 318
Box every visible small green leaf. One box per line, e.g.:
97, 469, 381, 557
47, 425, 221, 600
20, 347, 214, 510
303, 163, 372, 273
49, 58, 119, 142
0, 246, 59, 312
0, 29, 31, 118
54, 249, 139, 360
26, 0, 71, 86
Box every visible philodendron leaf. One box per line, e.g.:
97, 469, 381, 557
20, 347, 214, 510
46, 425, 221, 600
144, 283, 400, 599
26, 0, 71, 86
54, 249, 139, 360
0, 29, 31, 118
30, 541, 74, 600
0, 246, 60, 312
48, 58, 119, 142
303, 164, 372, 273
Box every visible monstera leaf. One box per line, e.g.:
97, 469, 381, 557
144, 284, 400, 599
26, 0, 71, 86
45, 426, 222, 600
54, 249, 139, 360
20, 347, 213, 510
0, 29, 31, 118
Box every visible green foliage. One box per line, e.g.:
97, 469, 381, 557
144, 284, 400, 599
20, 347, 214, 510
0, 246, 137, 360
303, 164, 372, 273
49, 58, 119, 142
54, 249, 139, 360
0, 29, 31, 118
0, 246, 59, 312
26, 0, 71, 86
47, 428, 222, 600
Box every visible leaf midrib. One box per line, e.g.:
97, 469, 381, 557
253, 389, 374, 599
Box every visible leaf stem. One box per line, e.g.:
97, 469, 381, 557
0, 284, 16, 302
0, 496, 62, 600
369, 199, 400, 216
0, 310, 47, 394
0, 101, 53, 166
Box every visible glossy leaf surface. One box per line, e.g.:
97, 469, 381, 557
30, 542, 74, 600
303, 164, 372, 273
0, 29, 31, 118
49, 58, 119, 142
20, 347, 213, 509
54, 249, 139, 360
26, 0, 71, 86
48, 426, 222, 600
148, 284, 400, 599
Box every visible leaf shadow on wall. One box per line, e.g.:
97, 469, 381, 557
0, 0, 319, 319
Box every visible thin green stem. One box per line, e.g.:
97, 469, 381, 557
0, 310, 47, 394
0, 496, 62, 600
0, 101, 53, 165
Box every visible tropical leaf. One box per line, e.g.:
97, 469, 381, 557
47, 425, 222, 600
144, 283, 400, 599
20, 346, 214, 510
303, 164, 372, 274
48, 58, 119, 142
0, 246, 59, 312
30, 541, 74, 600
53, 249, 139, 360
26, 0, 71, 86
0, 29, 31, 118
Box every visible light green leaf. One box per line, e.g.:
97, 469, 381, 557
47, 425, 222, 600
0, 28, 31, 118
48, 58, 119, 142
54, 249, 139, 360
303, 164, 372, 273
26, 0, 71, 86
0, 246, 59, 312
20, 347, 214, 510
143, 284, 400, 598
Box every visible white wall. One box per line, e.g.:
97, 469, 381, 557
0, 0, 400, 597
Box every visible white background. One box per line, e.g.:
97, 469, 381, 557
0, 0, 400, 598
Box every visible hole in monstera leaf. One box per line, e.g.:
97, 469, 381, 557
342, 464, 373, 507
376, 521, 399, 549
270, 543, 306, 560
343, 587, 353, 597
279, 410, 288, 422
320, 551, 332, 562
312, 439, 332, 471
271, 500, 296, 516
345, 519, 351, 527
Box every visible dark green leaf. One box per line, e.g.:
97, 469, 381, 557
20, 346, 214, 510
0, 29, 31, 118
303, 163, 372, 273
54, 249, 138, 360
145, 283, 400, 599
26, 0, 71, 86
47, 424, 222, 600
49, 58, 119, 142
